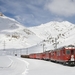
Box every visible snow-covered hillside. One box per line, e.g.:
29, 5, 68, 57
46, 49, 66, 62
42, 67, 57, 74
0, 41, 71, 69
29, 21, 75, 49
0, 13, 75, 53
0, 14, 41, 49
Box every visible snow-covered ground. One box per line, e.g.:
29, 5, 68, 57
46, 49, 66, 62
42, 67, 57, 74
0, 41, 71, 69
0, 56, 29, 75
24, 58, 75, 75
0, 56, 75, 75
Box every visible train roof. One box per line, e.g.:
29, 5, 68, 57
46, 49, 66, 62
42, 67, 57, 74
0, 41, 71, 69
54, 45, 75, 51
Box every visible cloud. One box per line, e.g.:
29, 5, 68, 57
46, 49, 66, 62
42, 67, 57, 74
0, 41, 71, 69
0, 0, 46, 14
0, 0, 54, 26
45, 0, 75, 17
1, 0, 74, 26
14, 14, 35, 26
0, 0, 41, 26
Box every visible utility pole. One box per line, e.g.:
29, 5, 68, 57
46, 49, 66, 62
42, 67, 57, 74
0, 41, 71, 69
55, 38, 57, 49
40, 40, 46, 53
53, 38, 59, 49
40, 40, 46, 52
43, 43, 45, 52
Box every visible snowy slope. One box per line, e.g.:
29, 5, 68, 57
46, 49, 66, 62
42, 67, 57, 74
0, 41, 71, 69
0, 14, 42, 49
29, 21, 75, 49
0, 14, 75, 52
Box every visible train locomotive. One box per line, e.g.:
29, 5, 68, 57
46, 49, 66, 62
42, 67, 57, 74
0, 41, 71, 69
50, 45, 75, 66
22, 45, 75, 66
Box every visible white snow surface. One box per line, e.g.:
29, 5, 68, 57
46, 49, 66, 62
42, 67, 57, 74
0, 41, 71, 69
0, 56, 29, 75
0, 15, 42, 49
0, 15, 75, 51
0, 56, 75, 75
24, 58, 75, 75
29, 21, 75, 50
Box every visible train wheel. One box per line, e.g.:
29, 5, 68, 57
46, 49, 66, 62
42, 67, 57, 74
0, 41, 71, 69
63, 62, 66, 65
68, 61, 75, 66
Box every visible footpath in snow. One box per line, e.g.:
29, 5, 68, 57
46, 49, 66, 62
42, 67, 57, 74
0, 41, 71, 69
0, 56, 29, 75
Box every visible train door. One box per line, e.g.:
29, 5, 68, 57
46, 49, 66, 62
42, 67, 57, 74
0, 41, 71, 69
70, 50, 75, 61
62, 49, 65, 61
65, 49, 74, 61
71, 50, 74, 55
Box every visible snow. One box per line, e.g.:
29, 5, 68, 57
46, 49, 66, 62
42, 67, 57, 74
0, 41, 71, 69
0, 15, 75, 50
29, 21, 75, 50
1, 56, 75, 75
1, 14, 75, 75
0, 56, 12, 68
0, 15, 42, 49
0, 56, 29, 75
24, 58, 75, 75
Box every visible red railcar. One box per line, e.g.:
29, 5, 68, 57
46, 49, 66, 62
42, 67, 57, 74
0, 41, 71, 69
29, 45, 75, 66
50, 45, 75, 66
29, 53, 36, 59
36, 53, 43, 60
50, 50, 57, 61
43, 51, 51, 60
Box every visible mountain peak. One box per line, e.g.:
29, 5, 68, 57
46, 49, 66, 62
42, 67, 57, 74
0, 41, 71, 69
0, 14, 41, 49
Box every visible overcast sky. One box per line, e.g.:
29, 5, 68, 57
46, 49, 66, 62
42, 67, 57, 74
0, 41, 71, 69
0, 0, 75, 27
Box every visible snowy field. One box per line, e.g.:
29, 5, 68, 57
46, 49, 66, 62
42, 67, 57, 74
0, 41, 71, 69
0, 55, 75, 75
24, 58, 75, 75
0, 56, 29, 75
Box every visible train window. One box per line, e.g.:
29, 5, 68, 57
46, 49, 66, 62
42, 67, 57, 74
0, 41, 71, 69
66, 50, 70, 55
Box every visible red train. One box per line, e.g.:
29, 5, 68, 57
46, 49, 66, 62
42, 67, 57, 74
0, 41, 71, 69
24, 45, 75, 66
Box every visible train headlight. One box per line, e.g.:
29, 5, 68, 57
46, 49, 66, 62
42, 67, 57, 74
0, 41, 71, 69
70, 55, 74, 61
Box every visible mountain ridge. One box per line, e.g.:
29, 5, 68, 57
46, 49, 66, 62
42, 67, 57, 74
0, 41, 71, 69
0, 15, 42, 49
0, 14, 75, 51
28, 21, 75, 50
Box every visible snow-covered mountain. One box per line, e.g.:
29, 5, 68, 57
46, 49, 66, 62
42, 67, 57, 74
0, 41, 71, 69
0, 14, 41, 49
29, 21, 75, 50
0, 13, 75, 51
